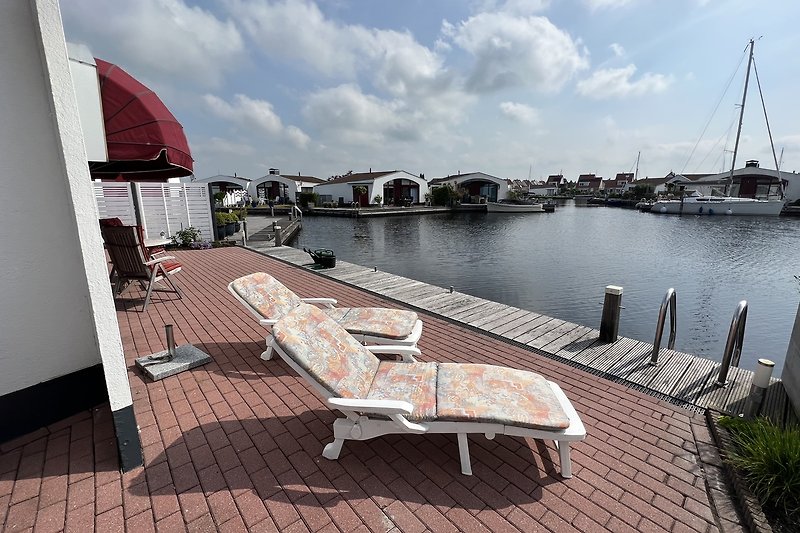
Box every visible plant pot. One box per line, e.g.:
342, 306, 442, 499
216, 224, 226, 240
225, 222, 235, 236
234, 221, 241, 232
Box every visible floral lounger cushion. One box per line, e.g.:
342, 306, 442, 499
231, 273, 418, 339
273, 304, 569, 430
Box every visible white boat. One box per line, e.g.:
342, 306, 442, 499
651, 191, 784, 216
652, 39, 786, 217
486, 201, 544, 213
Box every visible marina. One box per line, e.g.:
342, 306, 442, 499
288, 203, 800, 372
251, 243, 796, 425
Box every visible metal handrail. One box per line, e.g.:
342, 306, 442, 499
650, 288, 677, 365
292, 205, 303, 221
716, 300, 748, 387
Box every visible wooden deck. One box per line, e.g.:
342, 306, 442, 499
251, 245, 796, 425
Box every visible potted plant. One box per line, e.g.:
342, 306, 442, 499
373, 194, 382, 206
214, 212, 227, 240
225, 212, 237, 236
213, 191, 226, 206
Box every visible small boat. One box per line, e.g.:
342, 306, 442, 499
652, 40, 786, 217
635, 200, 654, 212
542, 201, 556, 212
651, 191, 783, 216
486, 201, 544, 213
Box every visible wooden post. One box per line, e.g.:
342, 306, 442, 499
599, 285, 623, 343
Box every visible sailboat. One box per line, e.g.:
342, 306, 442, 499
652, 40, 785, 216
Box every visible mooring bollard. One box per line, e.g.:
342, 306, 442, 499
743, 359, 775, 418
274, 226, 282, 247
449, 286, 454, 294
600, 285, 623, 342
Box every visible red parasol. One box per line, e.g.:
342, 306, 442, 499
89, 58, 193, 180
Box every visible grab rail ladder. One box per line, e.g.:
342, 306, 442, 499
715, 300, 748, 387
650, 288, 677, 366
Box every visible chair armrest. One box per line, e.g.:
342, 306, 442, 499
144, 255, 176, 266
366, 345, 420, 363
328, 397, 412, 416
301, 297, 337, 308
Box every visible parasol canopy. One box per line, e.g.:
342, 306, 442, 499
89, 58, 193, 180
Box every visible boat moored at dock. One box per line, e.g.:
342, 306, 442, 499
486, 201, 545, 213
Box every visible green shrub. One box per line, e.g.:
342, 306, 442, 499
298, 192, 319, 207
173, 226, 201, 247
215, 212, 227, 225
719, 416, 800, 520
431, 184, 457, 206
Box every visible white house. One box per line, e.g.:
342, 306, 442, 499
314, 170, 428, 207
249, 171, 325, 202
1, 0, 141, 470
428, 172, 510, 203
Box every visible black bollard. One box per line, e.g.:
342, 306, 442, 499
599, 285, 623, 343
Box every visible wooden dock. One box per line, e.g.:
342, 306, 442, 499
250, 245, 796, 425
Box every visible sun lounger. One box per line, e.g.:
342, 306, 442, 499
271, 303, 586, 478
229, 272, 423, 359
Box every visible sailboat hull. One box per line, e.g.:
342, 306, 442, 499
651, 197, 784, 216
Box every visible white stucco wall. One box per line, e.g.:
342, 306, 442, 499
314, 181, 372, 203
314, 172, 429, 204
0, 0, 131, 410
783, 301, 800, 418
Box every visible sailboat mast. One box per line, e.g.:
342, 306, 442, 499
727, 39, 755, 194
634, 151, 640, 181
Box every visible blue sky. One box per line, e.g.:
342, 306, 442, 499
61, 0, 800, 182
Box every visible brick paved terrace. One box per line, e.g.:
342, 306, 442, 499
1, 247, 733, 532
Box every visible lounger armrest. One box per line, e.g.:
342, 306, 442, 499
258, 318, 278, 327
365, 345, 420, 362
144, 255, 176, 266
328, 397, 413, 416
301, 297, 337, 308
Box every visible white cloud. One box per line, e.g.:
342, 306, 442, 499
442, 13, 589, 93
473, 0, 552, 15
62, 0, 244, 88
576, 64, 673, 99
584, 0, 636, 10
204, 94, 309, 148
609, 43, 625, 57
499, 102, 540, 124
194, 137, 256, 157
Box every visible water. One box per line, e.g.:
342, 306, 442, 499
293, 202, 800, 371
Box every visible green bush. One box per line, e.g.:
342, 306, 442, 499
173, 226, 201, 247
298, 192, 319, 207
719, 416, 800, 520
431, 184, 457, 206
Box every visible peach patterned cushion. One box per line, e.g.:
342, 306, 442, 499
323, 308, 418, 340
272, 304, 379, 399
231, 273, 302, 318
436, 364, 570, 430
367, 361, 438, 421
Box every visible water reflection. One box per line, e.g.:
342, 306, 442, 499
294, 203, 800, 370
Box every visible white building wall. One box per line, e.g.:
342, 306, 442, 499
314, 182, 370, 203
0, 0, 130, 408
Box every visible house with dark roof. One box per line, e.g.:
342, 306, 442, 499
576, 173, 603, 193
603, 172, 634, 195
313, 170, 427, 207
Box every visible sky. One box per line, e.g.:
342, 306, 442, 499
61, 0, 800, 182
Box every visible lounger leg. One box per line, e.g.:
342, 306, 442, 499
142, 270, 159, 312
322, 439, 345, 460
457, 433, 472, 476
556, 440, 572, 478
261, 335, 275, 360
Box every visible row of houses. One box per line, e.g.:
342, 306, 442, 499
193, 160, 800, 207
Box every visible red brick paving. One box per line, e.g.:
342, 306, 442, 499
0, 247, 725, 532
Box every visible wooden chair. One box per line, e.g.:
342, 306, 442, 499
100, 225, 182, 311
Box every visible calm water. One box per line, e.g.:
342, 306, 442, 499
293, 202, 800, 371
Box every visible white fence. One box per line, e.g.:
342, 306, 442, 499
93, 182, 214, 241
